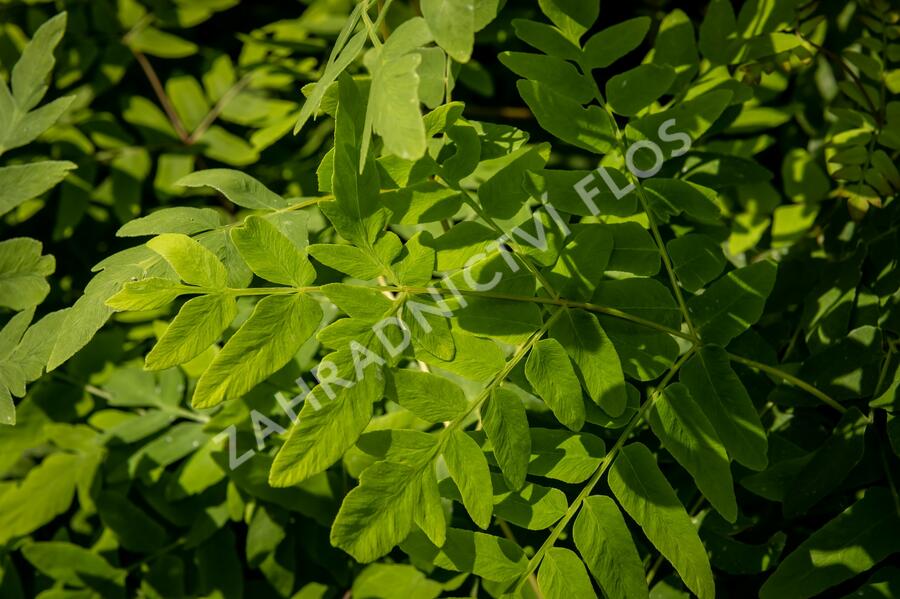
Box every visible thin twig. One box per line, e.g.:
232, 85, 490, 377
131, 49, 191, 142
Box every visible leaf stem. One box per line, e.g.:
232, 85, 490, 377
511, 347, 698, 592
725, 352, 846, 413
130, 49, 191, 142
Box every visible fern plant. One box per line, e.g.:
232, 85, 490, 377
1, 1, 899, 598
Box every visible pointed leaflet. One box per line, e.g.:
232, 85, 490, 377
582, 17, 652, 69
551, 309, 627, 417
483, 388, 531, 490
516, 80, 615, 154
362, 18, 433, 163
147, 233, 227, 288
330, 460, 421, 562
574, 496, 649, 599
0, 162, 77, 217
230, 215, 315, 287
760, 488, 900, 599
537, 0, 598, 43
193, 294, 322, 408
443, 429, 493, 529
609, 443, 715, 599
11, 12, 67, 111
413, 463, 447, 547
176, 169, 287, 210
647, 383, 738, 522
537, 547, 595, 599
527, 428, 606, 483
488, 473, 567, 530
145, 294, 237, 370
666, 234, 726, 292
687, 260, 777, 346
679, 345, 768, 470
328, 73, 384, 247
525, 338, 585, 431
422, 0, 475, 63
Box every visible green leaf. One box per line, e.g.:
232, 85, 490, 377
330, 460, 421, 562
145, 293, 237, 370
443, 429, 493, 528
551, 309, 627, 416
117, 207, 223, 237
401, 527, 527, 582
328, 74, 385, 246
582, 17, 652, 69
11, 12, 67, 111
95, 491, 167, 553
647, 383, 738, 522
176, 169, 287, 210
392, 370, 468, 423
483, 387, 531, 490
0, 161, 77, 217
488, 473, 567, 530
666, 235, 726, 292
679, 345, 768, 470
606, 222, 660, 276
687, 260, 777, 346
352, 564, 442, 599
606, 64, 677, 117
0, 238, 55, 311
422, 0, 475, 62
516, 80, 615, 154
192, 293, 322, 408
574, 495, 649, 599
231, 215, 315, 287
147, 233, 228, 288
526, 428, 605, 483
498, 52, 594, 103
760, 488, 900, 599
21, 542, 125, 591
609, 443, 715, 599
128, 26, 198, 58
106, 278, 192, 311
526, 338, 585, 430
537, 0, 598, 43
546, 225, 614, 300
537, 547, 595, 599
0, 452, 82, 544
308, 235, 400, 281
783, 408, 868, 516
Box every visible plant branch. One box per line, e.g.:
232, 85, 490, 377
130, 50, 191, 142
725, 352, 846, 413
187, 74, 254, 144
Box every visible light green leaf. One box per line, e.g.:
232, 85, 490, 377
487, 473, 567, 530
606, 64, 677, 117
609, 443, 715, 599
352, 564, 442, 599
106, 278, 192, 311
0, 95, 74, 153
330, 460, 420, 562
271, 373, 382, 486
483, 387, 531, 490
0, 161, 76, 217
687, 260, 777, 346
0, 238, 55, 311
392, 370, 468, 423
526, 338, 585, 430
551, 309, 627, 416
574, 495, 649, 599
21, 541, 125, 590
422, 0, 475, 62
308, 234, 401, 281
145, 293, 237, 370
648, 383, 738, 522
11, 12, 67, 111
760, 488, 900, 599
537, 0, 598, 43
582, 17, 652, 69
546, 225, 614, 300
116, 207, 223, 237
147, 233, 228, 288
526, 428, 606, 483
193, 293, 322, 408
679, 345, 767, 469
176, 169, 286, 210
444, 429, 493, 528
537, 547, 595, 599
512, 19, 581, 62
128, 26, 198, 58
231, 215, 315, 287
606, 222, 660, 276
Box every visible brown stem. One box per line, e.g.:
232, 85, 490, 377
131, 49, 191, 142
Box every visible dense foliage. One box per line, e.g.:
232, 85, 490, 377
1, 0, 899, 597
